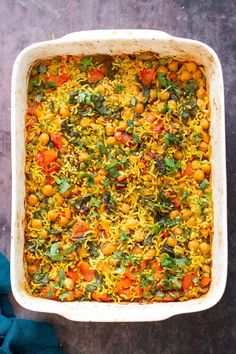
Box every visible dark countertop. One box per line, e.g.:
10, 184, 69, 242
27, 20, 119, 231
0, 1, 235, 353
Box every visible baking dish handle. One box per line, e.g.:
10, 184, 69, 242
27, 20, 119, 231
57, 30, 172, 42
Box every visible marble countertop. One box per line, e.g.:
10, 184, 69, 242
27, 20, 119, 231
0, 0, 235, 353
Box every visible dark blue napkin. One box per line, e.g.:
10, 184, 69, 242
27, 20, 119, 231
0, 252, 64, 354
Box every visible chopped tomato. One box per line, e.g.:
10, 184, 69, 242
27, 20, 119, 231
182, 272, 197, 291
171, 196, 181, 208
139, 68, 156, 86
169, 73, 177, 80
42, 162, 60, 175
153, 121, 164, 134
36, 149, 58, 165
114, 131, 132, 145
87, 66, 106, 83
27, 105, 37, 116
47, 73, 70, 86
150, 260, 162, 272
79, 261, 96, 282
146, 113, 157, 123
139, 259, 148, 272
67, 270, 79, 282
118, 288, 132, 300
124, 266, 137, 280
91, 293, 112, 302
201, 275, 211, 287
50, 133, 63, 148
182, 160, 194, 177
116, 278, 132, 290
72, 221, 90, 238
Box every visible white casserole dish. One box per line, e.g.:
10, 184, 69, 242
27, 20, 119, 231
11, 29, 227, 322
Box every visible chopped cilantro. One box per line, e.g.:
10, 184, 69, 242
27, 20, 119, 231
79, 57, 93, 72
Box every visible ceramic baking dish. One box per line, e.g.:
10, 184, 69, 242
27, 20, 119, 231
11, 29, 227, 322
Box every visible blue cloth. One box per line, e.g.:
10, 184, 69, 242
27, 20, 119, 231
0, 252, 64, 354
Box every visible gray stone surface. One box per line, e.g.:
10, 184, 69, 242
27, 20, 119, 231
0, 0, 235, 353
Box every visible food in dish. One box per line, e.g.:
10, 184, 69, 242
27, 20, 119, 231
24, 52, 212, 302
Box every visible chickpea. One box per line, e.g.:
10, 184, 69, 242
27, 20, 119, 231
65, 291, 75, 302
191, 160, 201, 170
157, 102, 166, 112
202, 264, 211, 273
64, 277, 75, 291
55, 193, 63, 206
174, 150, 183, 160
194, 169, 205, 182
181, 209, 192, 220
119, 203, 130, 214
201, 164, 211, 174
39, 229, 48, 239
105, 125, 115, 136
167, 237, 177, 247
168, 61, 178, 72
137, 92, 145, 103
157, 65, 168, 75
150, 89, 157, 101
42, 184, 54, 196
106, 136, 116, 145
135, 102, 144, 114
188, 240, 199, 251
39, 133, 50, 146
190, 204, 202, 216
48, 210, 59, 222
181, 70, 192, 81
159, 90, 170, 101
28, 264, 39, 275
122, 110, 132, 120
169, 210, 180, 220
79, 152, 89, 162
186, 61, 197, 73
130, 85, 140, 93
59, 106, 70, 117
145, 248, 156, 259
197, 87, 206, 99
32, 219, 42, 229
80, 117, 91, 128
193, 69, 202, 80
133, 229, 145, 242
202, 132, 210, 144
175, 246, 185, 255
58, 216, 69, 226
200, 118, 209, 130
174, 227, 182, 235
28, 194, 38, 206
199, 242, 210, 254
168, 100, 177, 111
118, 121, 127, 130
187, 217, 196, 227
197, 78, 206, 87
199, 141, 208, 152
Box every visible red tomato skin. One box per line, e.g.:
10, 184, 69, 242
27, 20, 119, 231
140, 68, 156, 86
